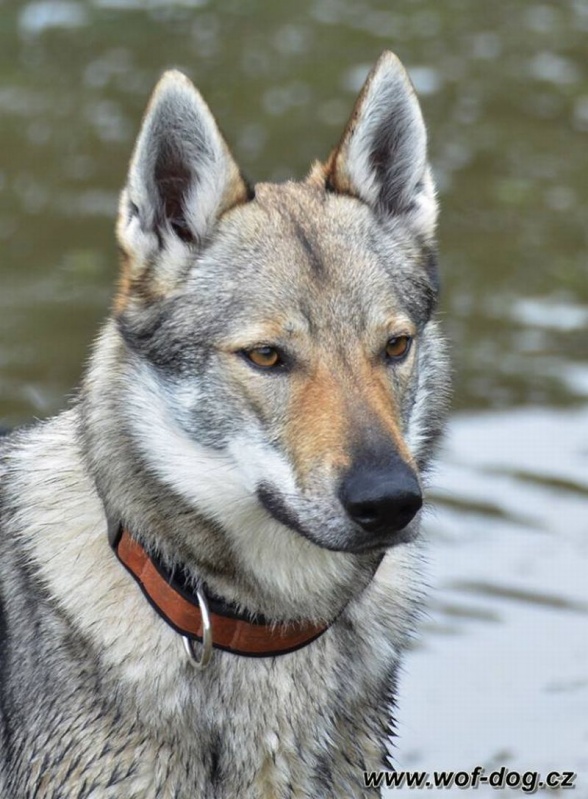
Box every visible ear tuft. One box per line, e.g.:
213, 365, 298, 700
326, 51, 437, 237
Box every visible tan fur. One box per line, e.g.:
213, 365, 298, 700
284, 349, 416, 485
285, 361, 351, 479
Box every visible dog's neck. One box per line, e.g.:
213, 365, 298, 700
109, 522, 333, 661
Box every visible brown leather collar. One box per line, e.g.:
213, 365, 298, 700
110, 525, 330, 658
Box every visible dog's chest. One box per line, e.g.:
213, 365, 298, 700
22, 676, 384, 799
118, 653, 387, 798
66, 644, 386, 798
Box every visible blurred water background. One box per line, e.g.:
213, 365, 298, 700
0, 1, 587, 795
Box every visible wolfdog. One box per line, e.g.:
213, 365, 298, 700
0, 51, 449, 797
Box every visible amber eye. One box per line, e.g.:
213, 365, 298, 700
244, 346, 282, 369
385, 335, 412, 360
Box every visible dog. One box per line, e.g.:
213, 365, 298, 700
0, 51, 450, 798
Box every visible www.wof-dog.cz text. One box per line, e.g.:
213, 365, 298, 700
364, 766, 577, 792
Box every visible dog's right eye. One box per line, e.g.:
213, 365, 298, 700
385, 335, 412, 361
242, 346, 282, 369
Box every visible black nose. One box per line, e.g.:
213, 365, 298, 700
338, 461, 422, 536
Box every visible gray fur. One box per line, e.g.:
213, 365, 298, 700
0, 51, 450, 798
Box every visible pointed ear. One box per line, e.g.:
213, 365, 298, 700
325, 52, 437, 238
117, 70, 250, 280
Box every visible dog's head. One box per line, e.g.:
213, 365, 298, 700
98, 53, 449, 571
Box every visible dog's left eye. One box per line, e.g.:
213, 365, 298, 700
385, 335, 412, 361
243, 346, 282, 369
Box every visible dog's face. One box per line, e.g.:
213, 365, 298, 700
110, 53, 449, 561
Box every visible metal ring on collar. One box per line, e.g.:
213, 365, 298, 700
182, 586, 213, 669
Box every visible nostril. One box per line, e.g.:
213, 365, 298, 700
347, 501, 384, 529
396, 491, 423, 523
401, 491, 423, 515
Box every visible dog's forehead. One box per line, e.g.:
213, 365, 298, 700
207, 181, 422, 325
244, 181, 383, 264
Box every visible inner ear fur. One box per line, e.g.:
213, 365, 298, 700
323, 51, 437, 237
116, 70, 251, 301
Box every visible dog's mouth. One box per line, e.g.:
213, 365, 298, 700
256, 482, 420, 554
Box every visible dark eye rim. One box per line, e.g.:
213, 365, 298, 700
384, 334, 413, 362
